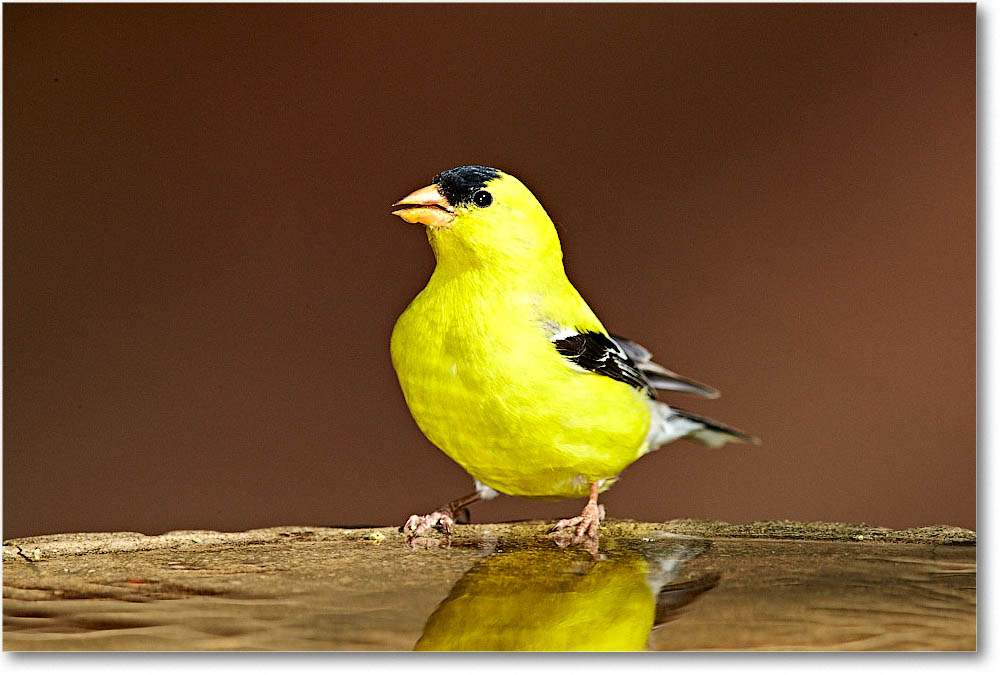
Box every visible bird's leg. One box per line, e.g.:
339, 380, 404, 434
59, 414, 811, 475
549, 481, 606, 540
400, 492, 481, 538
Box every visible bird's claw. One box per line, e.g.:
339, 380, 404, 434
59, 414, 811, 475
400, 510, 455, 538
549, 502, 605, 536
549, 502, 605, 556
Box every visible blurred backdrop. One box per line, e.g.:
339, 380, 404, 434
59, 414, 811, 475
3, 3, 975, 537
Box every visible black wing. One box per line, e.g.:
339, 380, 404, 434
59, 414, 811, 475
610, 334, 720, 399
552, 331, 656, 398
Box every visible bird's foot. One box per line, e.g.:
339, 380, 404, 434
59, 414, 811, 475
400, 509, 457, 538
549, 502, 606, 540
400, 492, 480, 542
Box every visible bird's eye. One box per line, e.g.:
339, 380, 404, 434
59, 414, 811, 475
472, 190, 493, 208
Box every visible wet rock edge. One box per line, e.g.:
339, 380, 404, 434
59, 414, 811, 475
2, 518, 976, 563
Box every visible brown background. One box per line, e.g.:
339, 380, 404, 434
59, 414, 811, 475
3, 3, 975, 538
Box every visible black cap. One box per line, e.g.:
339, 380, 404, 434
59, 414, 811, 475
432, 166, 501, 207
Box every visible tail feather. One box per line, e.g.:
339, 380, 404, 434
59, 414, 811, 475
646, 402, 760, 450
671, 407, 760, 448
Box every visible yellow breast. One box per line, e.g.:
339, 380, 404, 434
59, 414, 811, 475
390, 268, 651, 498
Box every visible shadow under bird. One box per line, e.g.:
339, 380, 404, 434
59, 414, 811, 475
390, 166, 758, 543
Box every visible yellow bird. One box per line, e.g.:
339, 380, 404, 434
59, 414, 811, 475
391, 166, 757, 540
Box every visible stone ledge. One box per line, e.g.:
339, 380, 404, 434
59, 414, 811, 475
2, 518, 975, 563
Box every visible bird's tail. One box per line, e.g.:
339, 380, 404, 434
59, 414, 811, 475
646, 401, 760, 451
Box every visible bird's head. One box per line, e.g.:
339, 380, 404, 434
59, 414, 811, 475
392, 166, 562, 272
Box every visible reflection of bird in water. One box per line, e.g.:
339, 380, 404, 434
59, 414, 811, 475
414, 538, 719, 651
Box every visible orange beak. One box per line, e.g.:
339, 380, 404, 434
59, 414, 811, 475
391, 184, 456, 229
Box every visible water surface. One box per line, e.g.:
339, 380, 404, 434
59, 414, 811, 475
3, 530, 976, 651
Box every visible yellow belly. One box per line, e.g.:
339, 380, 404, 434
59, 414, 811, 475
390, 278, 651, 499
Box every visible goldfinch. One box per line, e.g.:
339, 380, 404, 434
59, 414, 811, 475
391, 166, 757, 541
